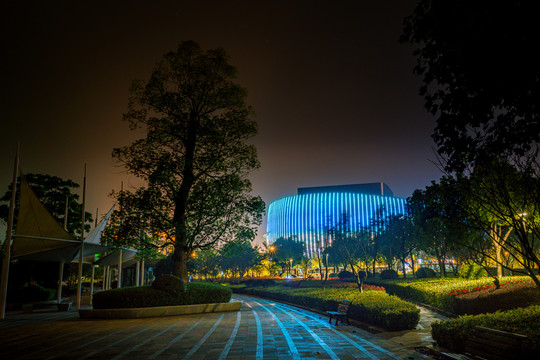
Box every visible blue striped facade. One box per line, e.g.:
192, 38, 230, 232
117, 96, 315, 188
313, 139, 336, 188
266, 192, 406, 257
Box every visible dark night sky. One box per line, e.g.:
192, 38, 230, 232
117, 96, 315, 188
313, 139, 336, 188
0, 0, 441, 244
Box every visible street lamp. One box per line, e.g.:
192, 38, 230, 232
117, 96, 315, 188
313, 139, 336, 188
289, 258, 293, 277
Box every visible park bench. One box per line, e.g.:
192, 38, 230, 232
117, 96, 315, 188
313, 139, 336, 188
21, 300, 72, 313
442, 326, 529, 360
326, 299, 352, 326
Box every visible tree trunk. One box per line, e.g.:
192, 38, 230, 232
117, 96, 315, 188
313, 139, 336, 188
495, 242, 503, 279
438, 257, 446, 277
172, 247, 189, 282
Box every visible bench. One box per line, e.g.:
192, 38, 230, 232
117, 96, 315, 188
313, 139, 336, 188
326, 299, 352, 326
21, 300, 73, 313
57, 301, 72, 311
443, 326, 529, 360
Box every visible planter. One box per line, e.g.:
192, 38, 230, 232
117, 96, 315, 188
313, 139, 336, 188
79, 300, 242, 319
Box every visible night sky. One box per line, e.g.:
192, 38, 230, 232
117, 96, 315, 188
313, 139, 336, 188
0, 0, 441, 244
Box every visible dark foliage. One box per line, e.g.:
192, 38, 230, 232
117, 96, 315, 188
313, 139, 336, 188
457, 264, 487, 279
152, 274, 186, 295
415, 267, 436, 279
338, 270, 355, 279
380, 269, 399, 280
93, 282, 232, 309
432, 305, 540, 355
7, 284, 55, 303
240, 279, 276, 287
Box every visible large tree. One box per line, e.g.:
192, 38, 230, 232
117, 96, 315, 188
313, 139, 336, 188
402, 1, 540, 286
402, 0, 540, 173
113, 41, 265, 281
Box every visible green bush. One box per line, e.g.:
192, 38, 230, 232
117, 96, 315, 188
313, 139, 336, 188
152, 274, 186, 295
7, 285, 56, 303
241, 279, 276, 287
357, 270, 373, 280
366, 276, 532, 314
232, 285, 419, 331
380, 269, 398, 280
457, 264, 487, 279
328, 273, 339, 278
338, 270, 355, 279
93, 282, 232, 309
432, 305, 540, 355
415, 267, 436, 279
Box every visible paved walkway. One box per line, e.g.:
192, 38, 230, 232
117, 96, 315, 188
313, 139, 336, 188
0, 295, 437, 359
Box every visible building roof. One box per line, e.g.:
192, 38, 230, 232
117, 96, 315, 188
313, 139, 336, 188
297, 182, 394, 197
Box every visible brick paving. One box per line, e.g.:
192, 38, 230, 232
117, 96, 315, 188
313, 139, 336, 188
0, 294, 434, 359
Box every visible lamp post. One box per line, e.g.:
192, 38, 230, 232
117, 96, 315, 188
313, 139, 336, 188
289, 258, 293, 277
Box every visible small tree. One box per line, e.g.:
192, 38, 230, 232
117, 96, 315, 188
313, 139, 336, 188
379, 214, 417, 279
219, 239, 259, 282
271, 236, 304, 277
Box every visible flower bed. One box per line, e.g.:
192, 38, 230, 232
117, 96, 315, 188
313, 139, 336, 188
366, 276, 533, 314
431, 305, 540, 355
231, 284, 419, 331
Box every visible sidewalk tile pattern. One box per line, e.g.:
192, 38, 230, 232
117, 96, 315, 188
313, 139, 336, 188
0, 294, 430, 359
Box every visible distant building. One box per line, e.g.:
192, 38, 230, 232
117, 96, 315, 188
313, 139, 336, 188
266, 182, 406, 257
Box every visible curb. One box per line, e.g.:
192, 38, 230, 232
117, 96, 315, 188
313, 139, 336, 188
79, 300, 242, 319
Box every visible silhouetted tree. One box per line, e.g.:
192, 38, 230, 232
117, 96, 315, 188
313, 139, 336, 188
112, 41, 265, 281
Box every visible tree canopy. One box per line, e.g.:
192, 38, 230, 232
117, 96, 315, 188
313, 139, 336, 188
401, 0, 540, 173
112, 41, 265, 280
0, 173, 93, 239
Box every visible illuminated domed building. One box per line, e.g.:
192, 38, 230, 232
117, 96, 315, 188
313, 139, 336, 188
266, 183, 406, 257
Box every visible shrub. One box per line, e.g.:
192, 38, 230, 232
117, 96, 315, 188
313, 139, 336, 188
328, 273, 339, 278
380, 269, 398, 280
366, 276, 533, 315
457, 264, 487, 279
453, 279, 539, 315
152, 274, 186, 295
415, 267, 436, 279
232, 284, 419, 331
357, 270, 373, 280
93, 282, 232, 309
338, 270, 355, 279
241, 279, 276, 287
432, 305, 540, 355
7, 285, 56, 303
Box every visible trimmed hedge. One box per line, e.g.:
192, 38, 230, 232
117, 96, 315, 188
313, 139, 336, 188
7, 285, 56, 303
241, 279, 276, 287
415, 267, 436, 278
366, 276, 534, 314
152, 274, 186, 295
380, 269, 398, 280
232, 285, 419, 331
431, 305, 540, 355
93, 282, 232, 309
457, 264, 487, 279
338, 270, 355, 279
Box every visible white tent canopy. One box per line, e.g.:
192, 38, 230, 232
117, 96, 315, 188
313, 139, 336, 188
12, 173, 116, 262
